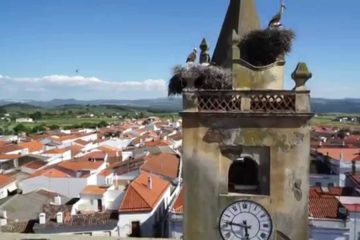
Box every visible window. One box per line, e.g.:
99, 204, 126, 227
228, 157, 259, 194
222, 146, 270, 195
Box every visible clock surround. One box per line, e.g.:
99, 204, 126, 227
219, 200, 273, 240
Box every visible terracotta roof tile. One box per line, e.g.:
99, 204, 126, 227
344, 204, 360, 213
0, 174, 15, 188
171, 188, 184, 214
97, 146, 120, 158
74, 139, 89, 146
309, 187, 321, 198
67, 145, 83, 157
310, 187, 354, 197
30, 167, 71, 178
77, 151, 107, 161
141, 153, 180, 179
18, 141, 44, 153
144, 140, 170, 147
81, 185, 108, 195
119, 172, 170, 213
309, 187, 350, 219
344, 135, 360, 145
53, 134, 78, 141
99, 168, 113, 177
22, 160, 47, 170
113, 158, 145, 175
0, 144, 25, 154
43, 148, 68, 154
0, 154, 20, 160
58, 160, 104, 171
309, 196, 341, 219
316, 148, 360, 161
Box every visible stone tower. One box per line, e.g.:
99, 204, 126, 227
180, 0, 313, 240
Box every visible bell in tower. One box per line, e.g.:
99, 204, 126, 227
170, 0, 314, 239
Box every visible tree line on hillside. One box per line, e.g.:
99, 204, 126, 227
0, 121, 109, 135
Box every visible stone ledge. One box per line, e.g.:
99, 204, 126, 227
0, 233, 174, 240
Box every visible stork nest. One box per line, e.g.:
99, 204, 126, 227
168, 65, 232, 96
239, 28, 295, 66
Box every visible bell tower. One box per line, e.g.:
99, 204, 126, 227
180, 0, 313, 239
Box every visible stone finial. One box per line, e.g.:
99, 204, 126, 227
199, 38, 211, 66
292, 62, 312, 91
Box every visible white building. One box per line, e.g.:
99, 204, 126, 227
118, 172, 173, 238
19, 159, 106, 198
72, 185, 125, 214
310, 174, 340, 187
316, 148, 360, 187
0, 175, 17, 199
167, 187, 184, 239
309, 187, 351, 240
15, 118, 33, 123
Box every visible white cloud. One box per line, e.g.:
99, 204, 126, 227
0, 74, 167, 100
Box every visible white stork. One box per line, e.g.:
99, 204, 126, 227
186, 48, 197, 64
268, 0, 286, 29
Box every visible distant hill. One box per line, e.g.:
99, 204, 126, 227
0, 98, 359, 113
311, 98, 360, 113
0, 103, 42, 112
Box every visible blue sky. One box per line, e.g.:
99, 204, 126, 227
0, 0, 359, 100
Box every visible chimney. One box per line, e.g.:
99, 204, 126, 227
54, 195, 62, 206
148, 176, 153, 190
56, 212, 63, 224
39, 213, 46, 225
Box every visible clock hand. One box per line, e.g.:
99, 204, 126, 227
225, 221, 251, 229
243, 220, 250, 238
226, 221, 243, 227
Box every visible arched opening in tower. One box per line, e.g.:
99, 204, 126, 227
228, 157, 259, 194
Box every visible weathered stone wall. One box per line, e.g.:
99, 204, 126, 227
232, 61, 285, 90
182, 114, 311, 240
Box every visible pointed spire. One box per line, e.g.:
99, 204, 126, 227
212, 0, 260, 68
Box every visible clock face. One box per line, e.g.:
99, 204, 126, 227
219, 200, 272, 240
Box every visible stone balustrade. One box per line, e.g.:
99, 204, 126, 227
182, 89, 311, 114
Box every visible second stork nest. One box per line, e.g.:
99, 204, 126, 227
168, 65, 232, 96
239, 28, 295, 66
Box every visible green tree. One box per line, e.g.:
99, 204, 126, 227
0, 107, 7, 116
48, 124, 60, 130
13, 124, 30, 134
29, 111, 43, 120
32, 125, 46, 133
97, 121, 108, 128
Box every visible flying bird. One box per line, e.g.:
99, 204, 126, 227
268, 0, 286, 29
186, 48, 197, 63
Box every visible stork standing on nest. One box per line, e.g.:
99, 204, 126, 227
186, 48, 197, 64
268, 0, 286, 29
